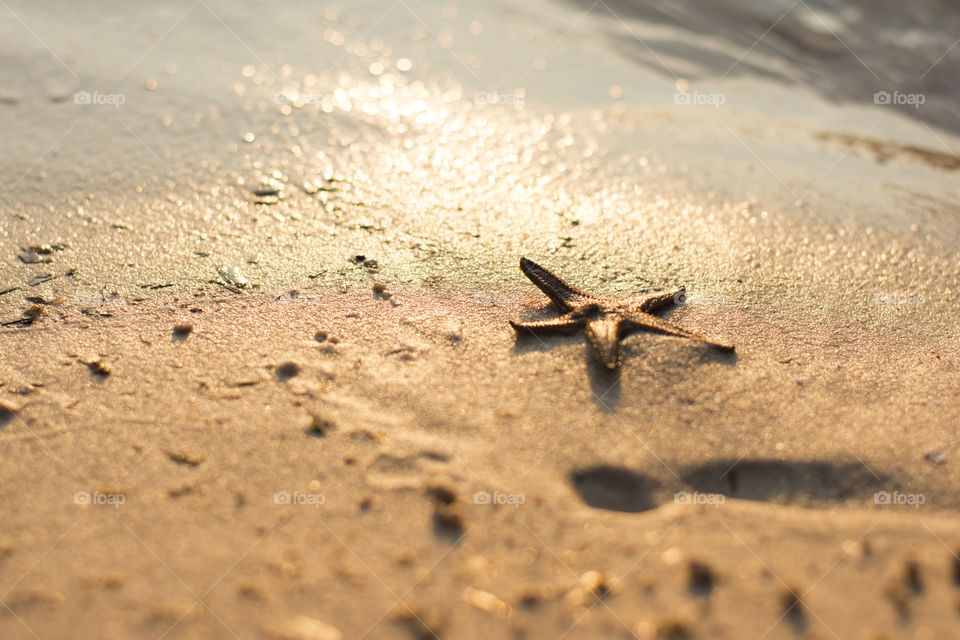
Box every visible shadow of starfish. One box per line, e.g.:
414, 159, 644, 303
510, 257, 735, 371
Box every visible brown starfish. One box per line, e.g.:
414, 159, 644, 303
510, 257, 734, 369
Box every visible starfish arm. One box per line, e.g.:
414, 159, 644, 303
628, 288, 684, 313
584, 316, 623, 370
510, 315, 585, 334
519, 257, 595, 313
623, 312, 735, 352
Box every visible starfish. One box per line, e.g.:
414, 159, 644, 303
510, 257, 734, 370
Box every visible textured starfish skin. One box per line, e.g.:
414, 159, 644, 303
510, 257, 734, 369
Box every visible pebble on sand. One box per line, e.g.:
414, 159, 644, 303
426, 485, 457, 506
173, 322, 194, 338
780, 585, 806, 627
166, 450, 204, 467
688, 560, 715, 596
0, 399, 18, 426
432, 502, 466, 542
389, 605, 444, 640
276, 361, 301, 380
83, 358, 111, 377
305, 414, 335, 437
265, 615, 342, 640
462, 586, 510, 618
883, 558, 924, 612
579, 570, 612, 599
653, 618, 693, 640
218, 266, 249, 287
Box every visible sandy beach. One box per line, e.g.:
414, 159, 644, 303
3, 1, 960, 638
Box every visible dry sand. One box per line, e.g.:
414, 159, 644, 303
3, 1, 960, 638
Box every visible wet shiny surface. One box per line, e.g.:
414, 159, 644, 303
2, 0, 959, 329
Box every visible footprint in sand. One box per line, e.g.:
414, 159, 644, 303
570, 459, 897, 511
680, 459, 891, 507
569, 465, 661, 513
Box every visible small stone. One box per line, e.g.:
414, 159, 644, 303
166, 450, 204, 467
173, 323, 193, 338
951, 549, 960, 586
780, 586, 805, 627
350, 254, 379, 271
433, 505, 466, 542
903, 559, 923, 592
305, 415, 335, 437
0, 400, 18, 426
426, 485, 457, 506
462, 587, 510, 618
27, 273, 54, 286
24, 305, 46, 323
442, 322, 462, 343
657, 618, 692, 640
276, 361, 301, 380
29, 243, 66, 254
218, 266, 249, 287
84, 359, 111, 377
688, 560, 714, 595
265, 615, 342, 640
236, 582, 270, 601
18, 250, 51, 264
580, 570, 611, 599
390, 606, 443, 640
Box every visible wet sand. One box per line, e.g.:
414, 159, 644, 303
3, 0, 960, 638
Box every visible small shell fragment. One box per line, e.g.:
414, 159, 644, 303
218, 266, 249, 287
